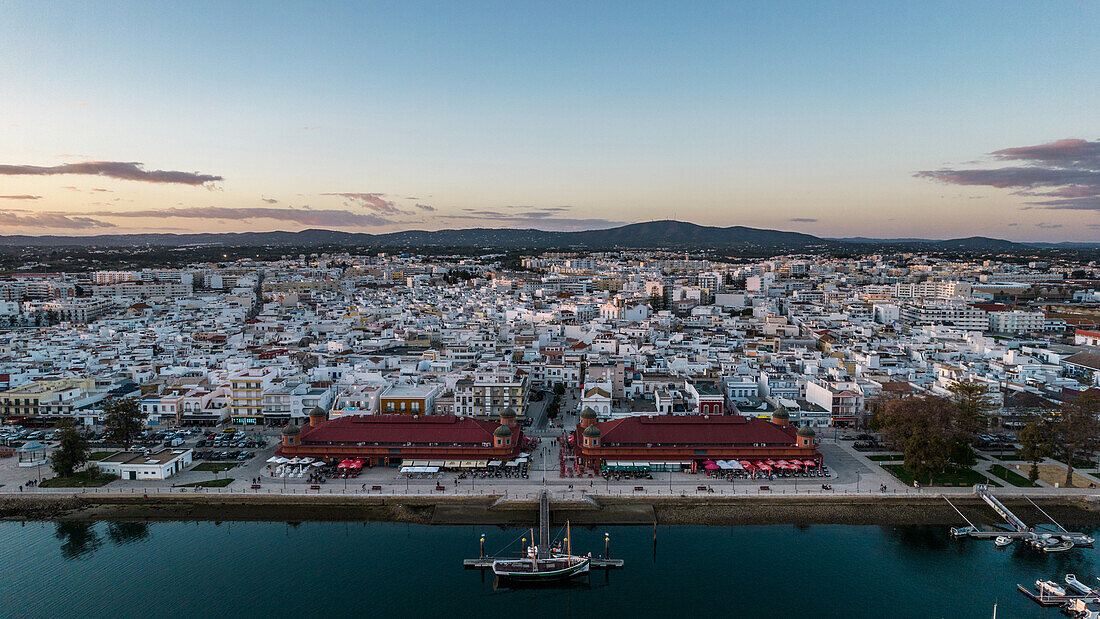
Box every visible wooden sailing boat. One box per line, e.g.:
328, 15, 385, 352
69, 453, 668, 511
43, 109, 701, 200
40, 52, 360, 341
491, 521, 591, 582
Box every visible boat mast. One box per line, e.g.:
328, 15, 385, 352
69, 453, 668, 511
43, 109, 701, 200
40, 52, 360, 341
567, 521, 572, 556
530, 527, 538, 571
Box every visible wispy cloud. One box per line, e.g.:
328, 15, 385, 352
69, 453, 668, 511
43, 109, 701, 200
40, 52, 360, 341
322, 192, 412, 215
414, 203, 436, 212
1035, 222, 1063, 229
0, 211, 115, 229
0, 194, 41, 200
84, 206, 393, 227
0, 161, 223, 186
261, 197, 279, 204
789, 217, 818, 222
915, 138, 1100, 211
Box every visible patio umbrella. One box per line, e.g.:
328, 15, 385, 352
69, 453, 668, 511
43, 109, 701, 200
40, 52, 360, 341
704, 463, 719, 470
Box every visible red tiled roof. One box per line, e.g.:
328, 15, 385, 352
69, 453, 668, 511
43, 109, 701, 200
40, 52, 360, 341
301, 414, 509, 446
594, 415, 797, 446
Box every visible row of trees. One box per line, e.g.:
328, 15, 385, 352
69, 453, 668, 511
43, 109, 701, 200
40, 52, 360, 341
875, 382, 1099, 487
50, 398, 148, 478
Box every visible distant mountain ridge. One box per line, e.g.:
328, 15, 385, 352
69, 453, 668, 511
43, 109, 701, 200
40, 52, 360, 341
0, 220, 1093, 250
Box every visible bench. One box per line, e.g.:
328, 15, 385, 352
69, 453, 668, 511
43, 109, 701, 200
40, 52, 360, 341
697, 485, 708, 491
759, 485, 771, 491
371, 485, 382, 491
250, 484, 261, 489
634, 486, 644, 492
310, 484, 320, 490
435, 484, 446, 491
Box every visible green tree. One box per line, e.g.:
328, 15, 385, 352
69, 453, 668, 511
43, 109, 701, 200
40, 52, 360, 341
1049, 392, 1100, 487
553, 383, 565, 397
50, 422, 90, 478
102, 398, 148, 447
1017, 420, 1051, 483
947, 381, 998, 435
878, 395, 967, 482
904, 433, 950, 486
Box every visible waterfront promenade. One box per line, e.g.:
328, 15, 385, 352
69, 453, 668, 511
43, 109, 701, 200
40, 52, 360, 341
2, 435, 1099, 502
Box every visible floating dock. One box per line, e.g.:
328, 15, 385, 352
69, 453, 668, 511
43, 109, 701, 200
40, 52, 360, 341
945, 485, 1089, 541
1017, 584, 1100, 607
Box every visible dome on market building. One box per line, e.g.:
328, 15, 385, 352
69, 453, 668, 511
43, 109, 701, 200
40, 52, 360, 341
582, 424, 602, 437
282, 423, 301, 436
310, 406, 327, 419
500, 407, 517, 419
493, 424, 513, 437
580, 407, 597, 420
796, 425, 816, 438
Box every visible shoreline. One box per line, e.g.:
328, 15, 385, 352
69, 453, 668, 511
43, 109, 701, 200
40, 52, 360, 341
4, 494, 1100, 527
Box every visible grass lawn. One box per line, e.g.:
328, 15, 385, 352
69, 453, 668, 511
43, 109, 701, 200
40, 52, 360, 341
989, 464, 1035, 487
867, 454, 904, 461
174, 478, 235, 488
87, 451, 116, 461
191, 462, 238, 473
881, 463, 1000, 487
39, 470, 119, 488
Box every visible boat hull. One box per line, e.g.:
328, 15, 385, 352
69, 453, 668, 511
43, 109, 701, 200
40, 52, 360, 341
492, 557, 591, 581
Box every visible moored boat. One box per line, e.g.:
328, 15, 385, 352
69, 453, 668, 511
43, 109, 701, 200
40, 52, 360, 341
1062, 534, 1095, 548
994, 536, 1012, 547
1041, 539, 1075, 553
1036, 579, 1067, 597
1066, 574, 1096, 596
491, 522, 591, 583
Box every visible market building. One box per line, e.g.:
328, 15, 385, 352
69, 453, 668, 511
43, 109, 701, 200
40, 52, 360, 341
571, 410, 819, 474
276, 410, 525, 466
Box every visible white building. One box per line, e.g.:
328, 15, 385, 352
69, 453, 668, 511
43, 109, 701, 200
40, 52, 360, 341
97, 449, 193, 480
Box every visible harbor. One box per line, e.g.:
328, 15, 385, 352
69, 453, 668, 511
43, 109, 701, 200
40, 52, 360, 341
5, 518, 1100, 618
947, 485, 1095, 552
1018, 574, 1100, 617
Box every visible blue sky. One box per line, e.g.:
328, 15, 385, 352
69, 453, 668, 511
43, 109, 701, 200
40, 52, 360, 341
1, 1, 1098, 240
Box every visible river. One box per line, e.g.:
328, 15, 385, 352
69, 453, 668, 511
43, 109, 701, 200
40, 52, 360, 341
2, 520, 1098, 618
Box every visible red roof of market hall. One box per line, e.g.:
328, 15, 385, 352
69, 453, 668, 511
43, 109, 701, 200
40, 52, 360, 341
595, 414, 799, 447
277, 414, 523, 463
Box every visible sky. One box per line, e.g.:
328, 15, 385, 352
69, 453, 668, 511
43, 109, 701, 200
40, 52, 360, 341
1, 1, 1098, 241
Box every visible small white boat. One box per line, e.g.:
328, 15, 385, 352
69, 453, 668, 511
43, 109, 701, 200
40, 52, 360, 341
1042, 539, 1075, 553
1066, 574, 1095, 595
1062, 534, 1095, 548
994, 536, 1012, 547
951, 526, 976, 538
1036, 579, 1067, 597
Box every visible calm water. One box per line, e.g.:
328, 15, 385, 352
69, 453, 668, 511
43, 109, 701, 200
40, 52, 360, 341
2, 520, 1099, 618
